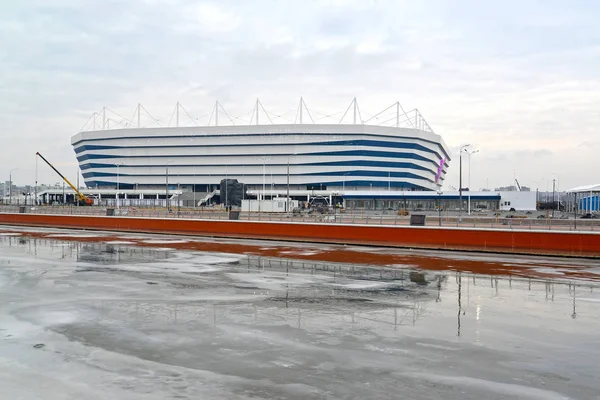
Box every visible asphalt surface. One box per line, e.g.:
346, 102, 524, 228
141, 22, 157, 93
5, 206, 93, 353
1, 228, 599, 399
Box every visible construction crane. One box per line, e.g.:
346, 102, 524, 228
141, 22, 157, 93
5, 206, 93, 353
36, 152, 93, 206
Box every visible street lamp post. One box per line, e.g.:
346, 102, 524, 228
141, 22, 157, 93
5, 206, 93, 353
437, 190, 443, 226
465, 149, 479, 215
166, 161, 173, 215
458, 144, 470, 221
9, 168, 18, 206
287, 157, 290, 216
342, 172, 351, 193
116, 163, 121, 209
552, 178, 556, 218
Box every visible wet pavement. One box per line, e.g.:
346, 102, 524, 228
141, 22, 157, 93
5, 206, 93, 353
1, 228, 599, 399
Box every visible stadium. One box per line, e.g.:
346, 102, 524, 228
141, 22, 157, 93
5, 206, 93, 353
71, 99, 451, 206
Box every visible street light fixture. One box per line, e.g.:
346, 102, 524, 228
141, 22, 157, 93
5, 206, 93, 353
342, 172, 351, 193
437, 190, 443, 226
9, 168, 18, 206
115, 162, 124, 209
286, 154, 297, 216
166, 161, 174, 215
458, 144, 471, 221
465, 149, 479, 215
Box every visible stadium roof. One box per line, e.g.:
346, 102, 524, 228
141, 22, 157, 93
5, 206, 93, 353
565, 184, 600, 193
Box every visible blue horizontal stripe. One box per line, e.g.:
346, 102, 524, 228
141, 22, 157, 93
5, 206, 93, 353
85, 179, 431, 191
74, 139, 448, 162
76, 150, 439, 167
72, 132, 451, 160
81, 170, 433, 182
79, 160, 435, 173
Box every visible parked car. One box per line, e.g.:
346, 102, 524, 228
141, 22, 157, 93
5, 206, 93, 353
580, 213, 597, 219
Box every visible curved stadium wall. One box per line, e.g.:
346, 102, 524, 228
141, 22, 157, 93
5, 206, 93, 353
71, 124, 451, 192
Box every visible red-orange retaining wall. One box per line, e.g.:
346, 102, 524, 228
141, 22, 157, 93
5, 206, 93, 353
1, 213, 599, 257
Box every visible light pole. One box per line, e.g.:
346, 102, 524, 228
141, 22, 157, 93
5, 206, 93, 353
258, 156, 270, 202
9, 168, 18, 206
115, 162, 124, 209
166, 161, 173, 215
287, 156, 292, 216
342, 172, 351, 193
458, 144, 470, 221
465, 149, 479, 215
437, 190, 443, 226
552, 178, 556, 218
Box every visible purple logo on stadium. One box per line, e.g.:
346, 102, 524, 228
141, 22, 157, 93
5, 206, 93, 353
435, 158, 445, 183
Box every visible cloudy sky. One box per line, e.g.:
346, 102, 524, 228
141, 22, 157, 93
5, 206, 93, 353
2, 0, 599, 191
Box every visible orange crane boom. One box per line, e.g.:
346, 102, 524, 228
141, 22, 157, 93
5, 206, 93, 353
36, 152, 93, 205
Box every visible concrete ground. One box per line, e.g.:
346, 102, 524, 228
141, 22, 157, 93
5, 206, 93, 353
1, 229, 599, 399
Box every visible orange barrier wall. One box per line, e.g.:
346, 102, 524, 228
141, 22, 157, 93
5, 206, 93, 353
0, 213, 598, 257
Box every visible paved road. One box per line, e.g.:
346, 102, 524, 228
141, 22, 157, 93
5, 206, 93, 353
1, 230, 599, 399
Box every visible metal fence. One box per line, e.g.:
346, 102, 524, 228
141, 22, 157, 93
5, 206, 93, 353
0, 205, 599, 232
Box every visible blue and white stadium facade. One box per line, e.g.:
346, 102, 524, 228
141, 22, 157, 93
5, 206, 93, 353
71, 123, 451, 193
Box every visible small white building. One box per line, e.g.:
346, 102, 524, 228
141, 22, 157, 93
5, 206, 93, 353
498, 191, 537, 211
242, 198, 299, 213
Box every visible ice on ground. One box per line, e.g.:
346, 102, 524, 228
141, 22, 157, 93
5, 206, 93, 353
399, 372, 571, 400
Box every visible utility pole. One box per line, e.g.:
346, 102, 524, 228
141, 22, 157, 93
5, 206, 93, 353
76, 170, 79, 207
574, 192, 577, 230
9, 168, 18, 206
552, 178, 556, 218
458, 144, 470, 221
165, 164, 169, 215
35, 156, 38, 206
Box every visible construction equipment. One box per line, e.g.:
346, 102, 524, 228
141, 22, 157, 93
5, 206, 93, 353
515, 179, 522, 191
36, 152, 93, 206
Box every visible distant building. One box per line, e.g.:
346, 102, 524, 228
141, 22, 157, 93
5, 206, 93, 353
494, 185, 531, 192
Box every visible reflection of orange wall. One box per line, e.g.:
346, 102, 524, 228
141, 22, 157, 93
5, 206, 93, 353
0, 213, 598, 257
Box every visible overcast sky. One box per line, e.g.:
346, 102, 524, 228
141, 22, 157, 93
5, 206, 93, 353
2, 0, 599, 191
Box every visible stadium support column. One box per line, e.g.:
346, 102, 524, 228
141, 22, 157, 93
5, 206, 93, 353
353, 97, 357, 124
256, 99, 259, 125
176, 101, 180, 127
137, 103, 141, 128
102, 107, 106, 130
396, 102, 400, 127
